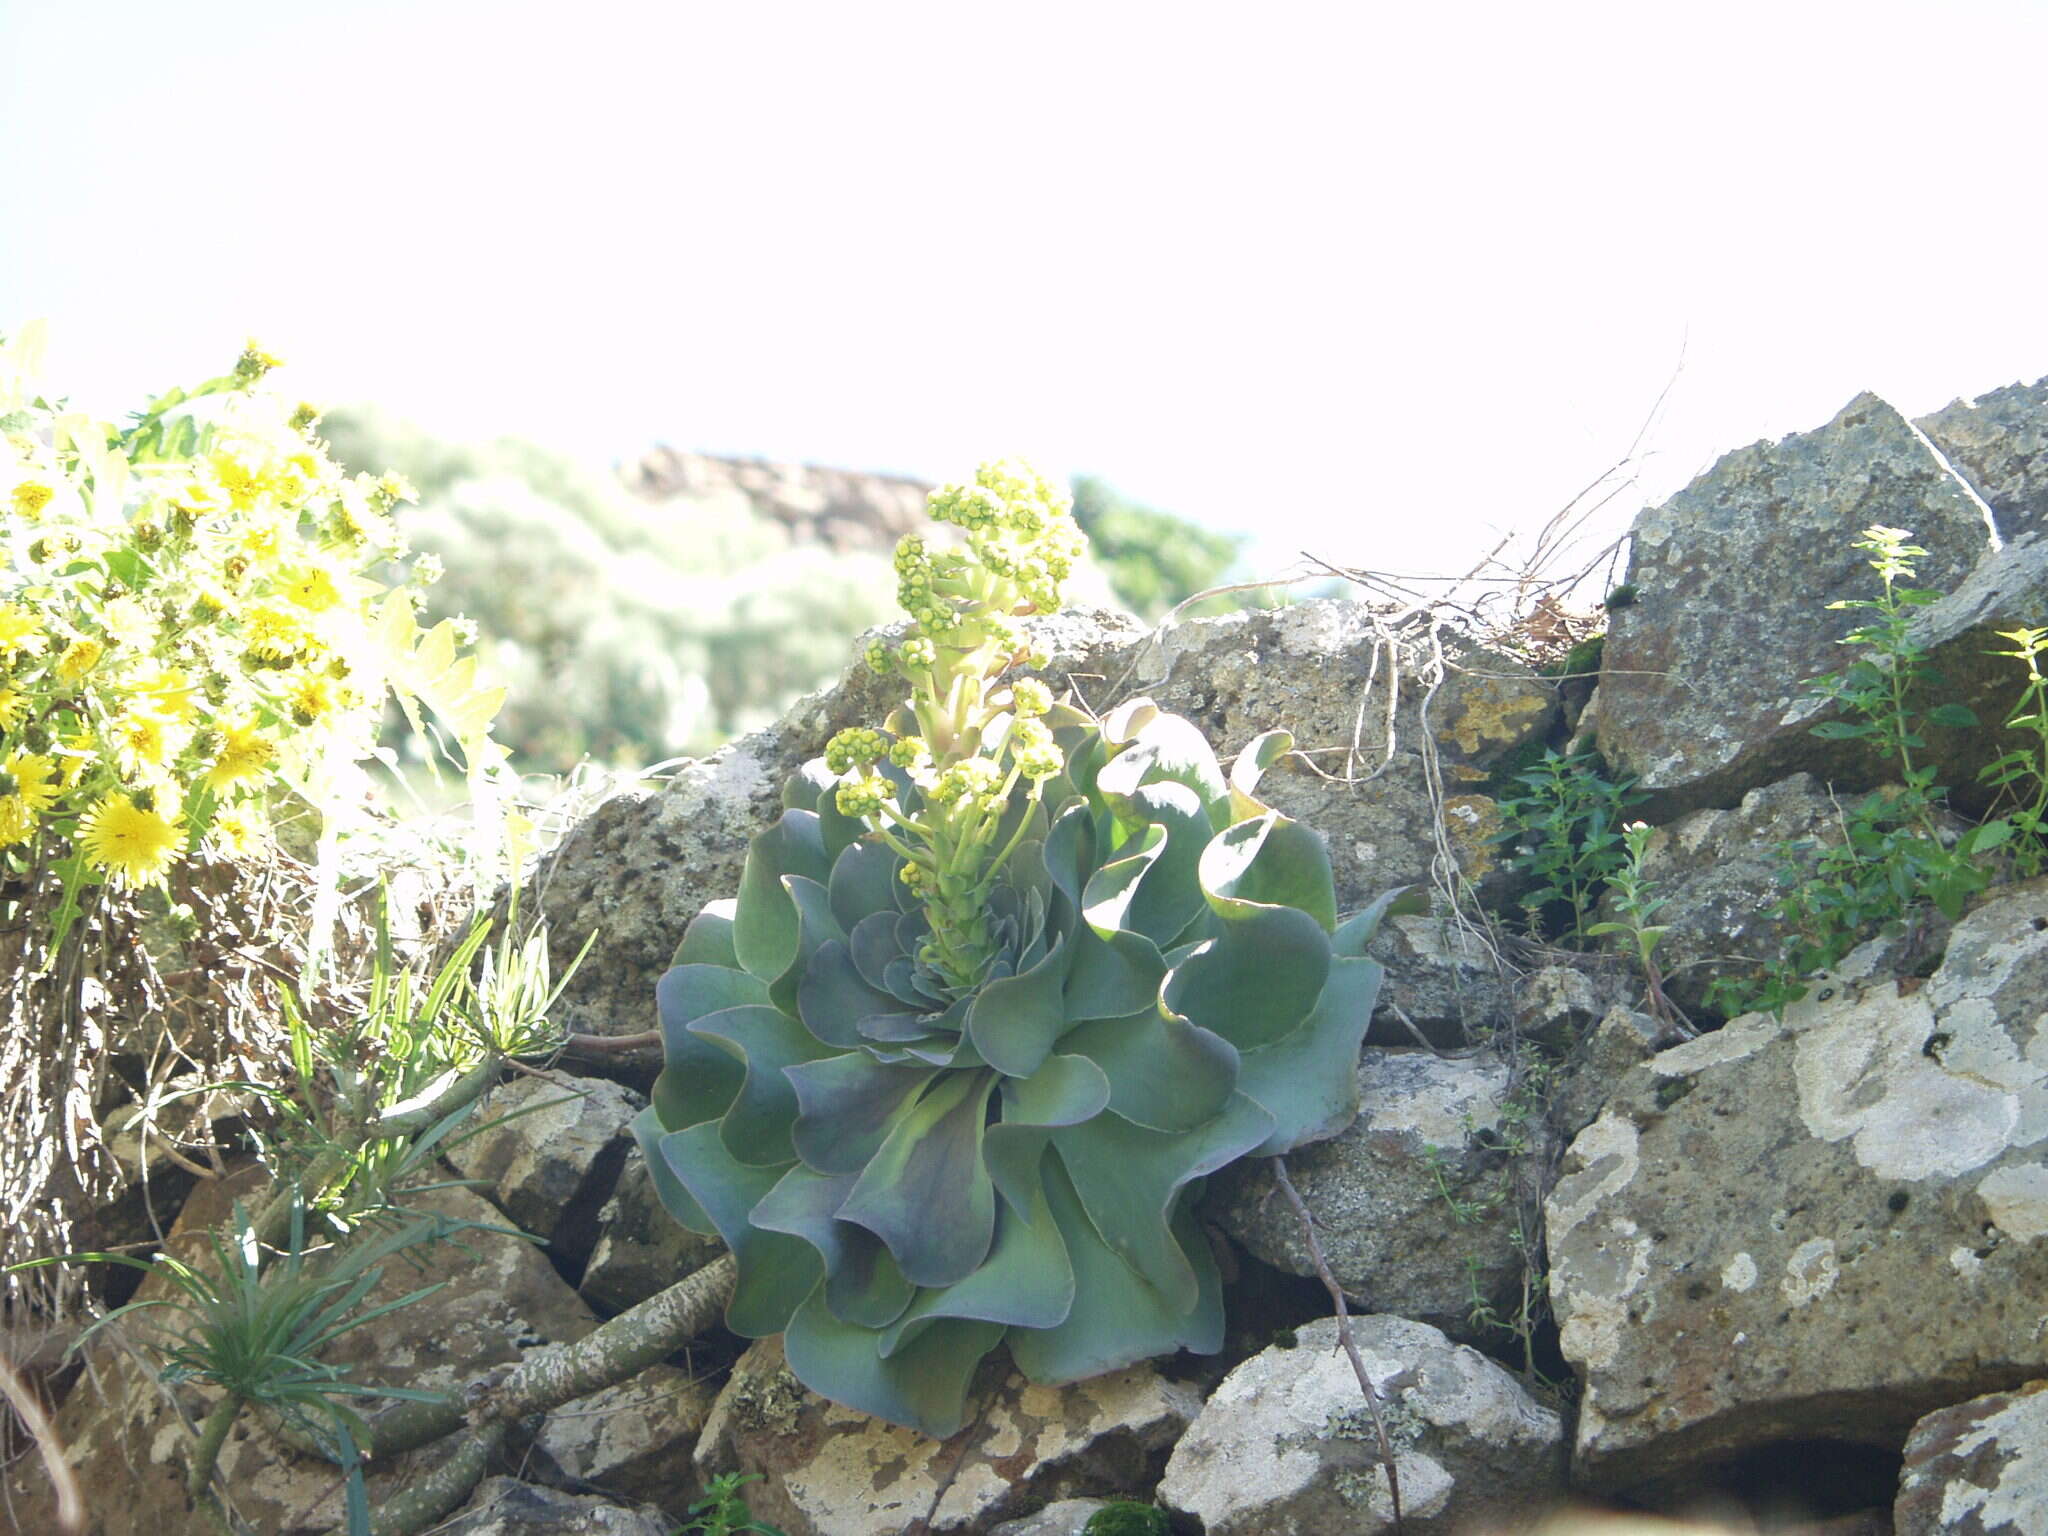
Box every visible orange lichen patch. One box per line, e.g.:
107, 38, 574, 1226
1440, 793, 1505, 878
1440, 675, 1551, 760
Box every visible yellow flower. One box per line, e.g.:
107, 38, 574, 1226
0, 601, 44, 663
280, 564, 342, 613
101, 596, 158, 650
10, 481, 52, 521
131, 665, 199, 723
78, 792, 183, 889
52, 731, 92, 787
205, 719, 274, 789
205, 802, 268, 860
4, 750, 60, 814
207, 451, 264, 512
242, 602, 309, 664
0, 688, 26, 730
286, 673, 337, 727
0, 792, 33, 847
55, 637, 103, 682
107, 708, 183, 777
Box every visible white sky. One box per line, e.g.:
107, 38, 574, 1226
5, 0, 2047, 582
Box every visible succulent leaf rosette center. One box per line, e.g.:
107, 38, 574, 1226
632, 461, 1392, 1436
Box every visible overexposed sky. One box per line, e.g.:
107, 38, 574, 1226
5, 1, 2046, 581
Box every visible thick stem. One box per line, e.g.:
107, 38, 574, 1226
367, 1420, 505, 1536
185, 1395, 241, 1503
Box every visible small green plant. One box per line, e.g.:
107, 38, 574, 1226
1586, 820, 1685, 1034
672, 1473, 788, 1536
1709, 527, 2007, 1016
1496, 749, 1639, 946
13, 1203, 469, 1532
636, 461, 1399, 1436
1979, 625, 2048, 877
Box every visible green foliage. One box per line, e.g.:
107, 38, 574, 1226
1070, 474, 1243, 619
321, 406, 898, 771
1083, 1503, 1171, 1536
1496, 750, 1639, 946
637, 463, 1392, 1436
13, 1203, 471, 1530
1979, 625, 2048, 877
672, 1473, 787, 1536
1710, 526, 2007, 1017
1585, 820, 1684, 1033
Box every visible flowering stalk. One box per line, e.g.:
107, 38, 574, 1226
824, 461, 1083, 993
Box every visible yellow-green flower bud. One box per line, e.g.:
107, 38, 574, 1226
1009, 717, 1062, 780
888, 736, 931, 771
899, 636, 936, 668
825, 727, 888, 775
865, 638, 894, 675
835, 771, 893, 819
1010, 678, 1052, 718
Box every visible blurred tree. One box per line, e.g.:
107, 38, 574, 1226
1069, 474, 1244, 619
321, 407, 895, 774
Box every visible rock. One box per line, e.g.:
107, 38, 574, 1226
694, 1335, 1200, 1536
536, 599, 1553, 1042
446, 1073, 643, 1266
581, 1154, 728, 1315
1157, 1314, 1569, 1534
1917, 378, 2048, 541
985, 1499, 1117, 1535
1615, 774, 1844, 1015
1366, 908, 1518, 1046
1553, 1007, 1680, 1140
620, 448, 933, 556
1515, 964, 1622, 1047
5, 1173, 603, 1536
440, 1476, 671, 1535
1593, 391, 2013, 818
1548, 882, 2048, 1496
1209, 1046, 1548, 1342
1897, 1379, 2048, 1535
528, 1363, 717, 1513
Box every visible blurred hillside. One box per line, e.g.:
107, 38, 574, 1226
321, 410, 1244, 774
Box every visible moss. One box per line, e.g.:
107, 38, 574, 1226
1083, 1502, 1170, 1536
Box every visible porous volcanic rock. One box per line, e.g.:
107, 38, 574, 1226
527, 1364, 717, 1513
693, 1335, 1200, 1536
1592, 391, 2014, 818
581, 1155, 727, 1314
1917, 377, 2048, 541
1896, 1378, 2048, 1535
439, 1476, 671, 1535
5, 1176, 600, 1536
1548, 882, 2048, 1496
446, 1073, 643, 1264
1210, 1045, 1548, 1342
1156, 1314, 1568, 1534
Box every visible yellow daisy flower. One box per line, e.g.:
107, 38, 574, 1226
55, 637, 103, 682
0, 792, 33, 847
207, 451, 264, 512
286, 673, 337, 727
78, 792, 183, 889
205, 719, 275, 789
0, 601, 44, 664
242, 602, 309, 664
107, 708, 183, 777
52, 731, 93, 787
205, 803, 268, 860
0, 688, 26, 730
4, 750, 60, 814
131, 665, 198, 723
9, 481, 53, 521
280, 564, 343, 613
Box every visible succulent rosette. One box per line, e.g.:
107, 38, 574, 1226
632, 462, 1392, 1436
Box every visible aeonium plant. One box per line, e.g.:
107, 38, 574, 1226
632, 460, 1395, 1436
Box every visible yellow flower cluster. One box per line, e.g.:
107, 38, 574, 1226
0, 331, 482, 899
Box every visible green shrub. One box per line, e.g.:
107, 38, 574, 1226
633, 461, 1395, 1435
